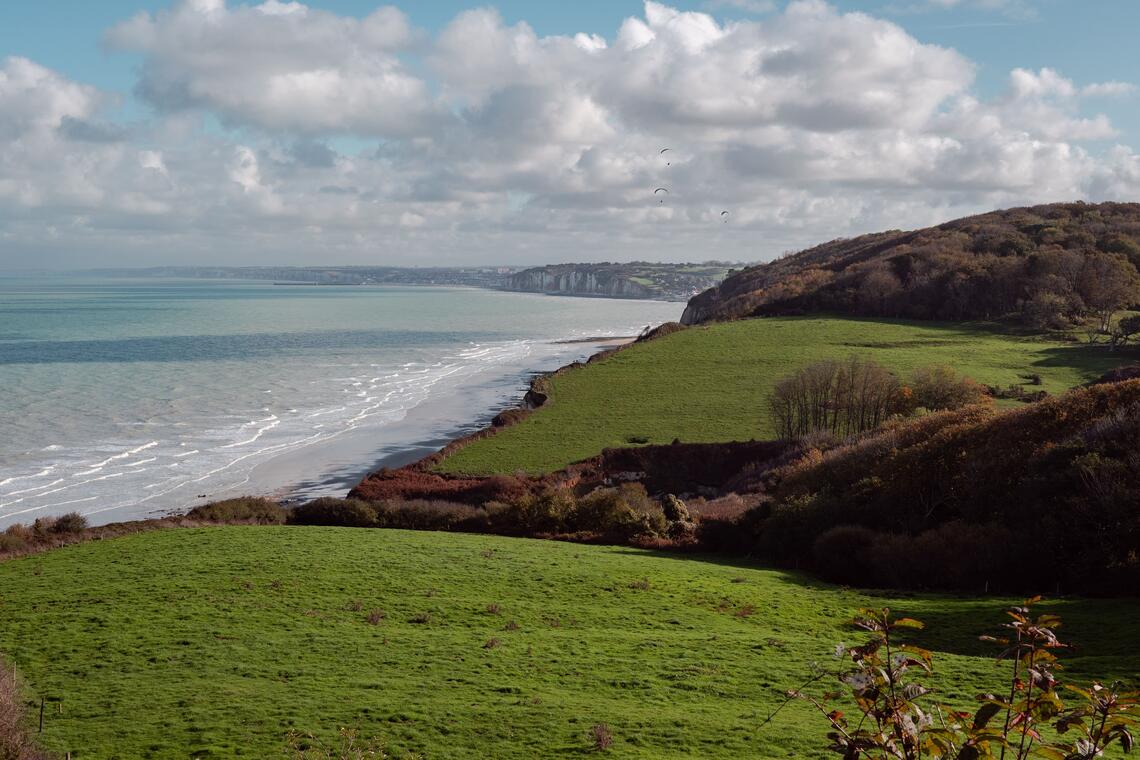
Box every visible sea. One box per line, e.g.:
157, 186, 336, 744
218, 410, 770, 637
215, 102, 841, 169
0, 278, 681, 528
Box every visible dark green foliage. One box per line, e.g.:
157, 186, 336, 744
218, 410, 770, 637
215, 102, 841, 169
575, 484, 667, 540
286, 488, 667, 541
745, 380, 1140, 593
287, 498, 378, 527
48, 512, 88, 535
187, 497, 286, 524
812, 525, 878, 585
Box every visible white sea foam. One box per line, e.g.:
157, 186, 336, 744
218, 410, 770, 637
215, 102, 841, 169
0, 282, 680, 528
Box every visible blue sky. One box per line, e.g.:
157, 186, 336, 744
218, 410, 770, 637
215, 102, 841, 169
1, 0, 1139, 267
5, 1, 1138, 130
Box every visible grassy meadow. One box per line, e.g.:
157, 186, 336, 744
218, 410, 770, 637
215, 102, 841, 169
439, 316, 1133, 474
1, 527, 1137, 758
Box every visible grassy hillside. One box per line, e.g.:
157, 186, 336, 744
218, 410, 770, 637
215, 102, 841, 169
1, 527, 1137, 758
438, 316, 1131, 475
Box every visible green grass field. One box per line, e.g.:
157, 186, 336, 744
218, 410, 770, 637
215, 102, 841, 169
439, 316, 1135, 474
1, 527, 1137, 758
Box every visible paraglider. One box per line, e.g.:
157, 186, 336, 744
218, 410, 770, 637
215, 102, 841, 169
659, 147, 671, 166
654, 187, 669, 204
721, 210, 730, 223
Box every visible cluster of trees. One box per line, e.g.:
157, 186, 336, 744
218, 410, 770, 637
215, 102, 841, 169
687, 203, 1140, 332
740, 378, 1140, 593
768, 358, 989, 440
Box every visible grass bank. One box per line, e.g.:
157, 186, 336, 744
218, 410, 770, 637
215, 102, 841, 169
439, 316, 1132, 474
0, 527, 1136, 758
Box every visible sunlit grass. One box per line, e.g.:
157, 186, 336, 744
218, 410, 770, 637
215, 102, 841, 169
0, 527, 1136, 758
440, 315, 1134, 474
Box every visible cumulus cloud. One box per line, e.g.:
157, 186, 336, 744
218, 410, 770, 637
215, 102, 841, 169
105, 0, 444, 136
2, 1, 1140, 268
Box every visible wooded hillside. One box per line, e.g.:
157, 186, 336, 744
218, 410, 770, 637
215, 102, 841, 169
682, 202, 1140, 332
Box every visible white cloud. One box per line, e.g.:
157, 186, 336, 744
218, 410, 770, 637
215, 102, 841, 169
2, 1, 1140, 268
0, 57, 105, 139
105, 0, 443, 136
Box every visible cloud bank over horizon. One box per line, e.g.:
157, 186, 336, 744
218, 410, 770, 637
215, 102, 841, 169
1, 0, 1139, 268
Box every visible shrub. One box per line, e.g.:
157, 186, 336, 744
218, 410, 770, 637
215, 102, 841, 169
500, 488, 577, 533
0, 532, 28, 554
575, 484, 666, 539
373, 499, 486, 531
910, 365, 991, 411
780, 603, 1140, 759
589, 723, 614, 752
1, 662, 50, 760
188, 497, 286, 524
811, 525, 878, 585
287, 498, 377, 527
48, 511, 88, 534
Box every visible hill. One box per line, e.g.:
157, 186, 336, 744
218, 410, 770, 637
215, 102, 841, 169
681, 202, 1140, 329
1, 527, 1137, 757
503, 262, 731, 301
434, 316, 1132, 475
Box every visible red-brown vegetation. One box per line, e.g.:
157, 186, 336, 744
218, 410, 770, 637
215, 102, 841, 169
684, 202, 1140, 329
0, 661, 51, 760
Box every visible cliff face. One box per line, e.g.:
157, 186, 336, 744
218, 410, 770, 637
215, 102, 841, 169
506, 268, 654, 298
503, 262, 732, 300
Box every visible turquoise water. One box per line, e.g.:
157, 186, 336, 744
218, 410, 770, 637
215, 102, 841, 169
0, 278, 680, 527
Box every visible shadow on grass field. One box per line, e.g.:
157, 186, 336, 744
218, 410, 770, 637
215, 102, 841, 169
0, 527, 1136, 758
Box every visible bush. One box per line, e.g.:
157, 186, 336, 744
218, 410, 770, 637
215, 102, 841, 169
910, 365, 991, 411
501, 488, 577, 533
188, 497, 286, 524
50, 512, 89, 534
1, 662, 51, 760
811, 525, 878, 585
575, 484, 666, 540
288, 498, 378, 527
859, 522, 1024, 591
373, 500, 487, 531
0, 532, 28, 554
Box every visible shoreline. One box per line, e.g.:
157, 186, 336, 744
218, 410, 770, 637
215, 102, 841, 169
236, 336, 637, 508
0, 276, 676, 530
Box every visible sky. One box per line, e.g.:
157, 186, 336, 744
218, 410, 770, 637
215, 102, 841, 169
1, 0, 1139, 268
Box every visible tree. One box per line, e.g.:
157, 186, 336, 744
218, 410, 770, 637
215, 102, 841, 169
1109, 313, 1140, 351
769, 358, 903, 439
1078, 253, 1140, 332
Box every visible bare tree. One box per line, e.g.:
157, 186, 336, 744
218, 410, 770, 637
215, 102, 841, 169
769, 357, 902, 440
